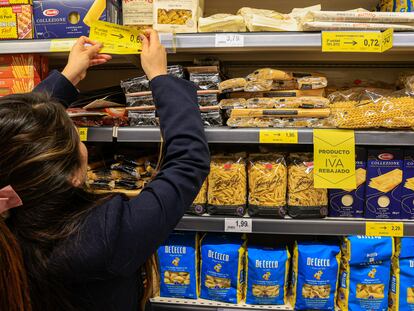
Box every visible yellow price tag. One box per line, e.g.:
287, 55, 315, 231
49, 39, 77, 52
322, 29, 393, 53
78, 128, 88, 142
259, 129, 298, 144
366, 222, 404, 237
313, 129, 356, 189
89, 20, 143, 54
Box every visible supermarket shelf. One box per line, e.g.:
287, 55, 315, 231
85, 127, 114, 142
150, 297, 292, 311
176, 215, 414, 236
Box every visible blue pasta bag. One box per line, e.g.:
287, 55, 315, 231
245, 245, 290, 305
157, 232, 198, 299
341, 236, 394, 265
291, 241, 341, 310
200, 234, 246, 304
389, 237, 414, 311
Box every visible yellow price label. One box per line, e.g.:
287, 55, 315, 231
78, 128, 88, 142
259, 129, 298, 144
322, 29, 393, 53
366, 222, 404, 237
49, 39, 77, 52
89, 20, 143, 54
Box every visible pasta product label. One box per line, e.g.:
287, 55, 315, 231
200, 234, 246, 304
245, 245, 290, 305
153, 0, 200, 33
291, 241, 341, 310
401, 149, 414, 219
329, 148, 367, 218
341, 236, 394, 265
0, 4, 33, 40
122, 0, 153, 26
157, 232, 198, 299
247, 154, 287, 217
390, 238, 414, 311
365, 149, 403, 219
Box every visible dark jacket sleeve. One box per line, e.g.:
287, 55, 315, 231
33, 70, 79, 107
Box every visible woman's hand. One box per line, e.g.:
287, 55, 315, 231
140, 29, 167, 81
62, 36, 112, 86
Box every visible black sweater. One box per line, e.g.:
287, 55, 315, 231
33, 71, 210, 311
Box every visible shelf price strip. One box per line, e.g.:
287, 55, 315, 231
215, 34, 245, 47
225, 218, 252, 233
78, 128, 88, 142
259, 129, 298, 144
49, 39, 77, 52
366, 222, 404, 237
322, 29, 393, 53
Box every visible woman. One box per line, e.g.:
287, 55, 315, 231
0, 30, 210, 311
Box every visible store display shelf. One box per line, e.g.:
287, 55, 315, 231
176, 215, 414, 236
150, 297, 292, 311
83, 127, 114, 142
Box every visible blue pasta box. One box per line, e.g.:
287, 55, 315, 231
33, 0, 122, 39
329, 148, 367, 218
365, 149, 403, 219
401, 149, 414, 219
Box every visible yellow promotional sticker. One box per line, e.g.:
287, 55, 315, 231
322, 29, 393, 53
49, 39, 77, 52
89, 20, 143, 54
0, 7, 17, 39
259, 129, 298, 144
366, 222, 404, 237
313, 129, 356, 189
78, 127, 88, 142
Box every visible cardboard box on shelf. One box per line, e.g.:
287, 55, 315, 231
0, 54, 48, 80
122, 0, 152, 26
33, 0, 122, 39
0, 77, 40, 96
0, 0, 31, 5
0, 4, 33, 40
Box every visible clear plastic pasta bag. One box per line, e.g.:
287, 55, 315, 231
128, 111, 159, 127
188, 180, 208, 215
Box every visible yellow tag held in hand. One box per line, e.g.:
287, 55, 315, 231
89, 20, 143, 54
78, 128, 88, 142
366, 222, 404, 237
259, 129, 298, 144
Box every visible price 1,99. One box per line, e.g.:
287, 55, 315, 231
225, 218, 252, 233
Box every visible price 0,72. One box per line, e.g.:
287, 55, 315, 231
363, 39, 380, 47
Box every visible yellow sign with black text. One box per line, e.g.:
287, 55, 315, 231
366, 222, 404, 237
78, 128, 88, 142
89, 21, 143, 54
322, 29, 393, 53
259, 129, 298, 144
314, 129, 356, 189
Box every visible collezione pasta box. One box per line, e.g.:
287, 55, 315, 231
401, 149, 414, 219
157, 232, 198, 299
245, 245, 290, 305
0, 4, 33, 40
33, 0, 122, 39
389, 237, 414, 311
365, 149, 403, 219
290, 240, 341, 311
329, 148, 367, 218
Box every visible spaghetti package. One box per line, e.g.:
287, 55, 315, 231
287, 153, 328, 218
329, 148, 367, 218
157, 232, 198, 299
337, 236, 394, 311
401, 149, 414, 219
302, 21, 414, 31
365, 149, 403, 219
247, 154, 287, 218
219, 78, 247, 93
389, 237, 414, 310
207, 156, 247, 216
245, 245, 290, 305
189, 180, 207, 215
291, 241, 341, 311
198, 14, 246, 32
200, 234, 246, 304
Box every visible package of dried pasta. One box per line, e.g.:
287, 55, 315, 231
245, 244, 290, 305
337, 236, 393, 311
246, 68, 293, 82
246, 96, 330, 109
207, 156, 247, 216
290, 240, 341, 310
157, 232, 199, 299
389, 237, 414, 311
188, 180, 208, 215
219, 78, 247, 93
248, 154, 287, 217
198, 14, 247, 32
287, 153, 328, 218
200, 234, 246, 303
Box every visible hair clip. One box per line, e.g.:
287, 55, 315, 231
0, 185, 23, 214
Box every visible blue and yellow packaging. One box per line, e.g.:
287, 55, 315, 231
329, 148, 367, 218
200, 234, 246, 304
379, 0, 414, 12
157, 232, 198, 299
337, 236, 394, 311
401, 149, 414, 219
290, 241, 341, 310
389, 237, 414, 311
365, 149, 403, 219
245, 245, 290, 305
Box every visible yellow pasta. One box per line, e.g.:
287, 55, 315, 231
408, 287, 414, 304
404, 177, 414, 191
356, 284, 384, 299
302, 284, 330, 299
194, 180, 208, 205
252, 285, 280, 297
157, 9, 192, 25
205, 275, 231, 289
164, 271, 190, 285
368, 169, 403, 193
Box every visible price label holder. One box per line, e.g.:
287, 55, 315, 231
215, 34, 245, 47
366, 222, 404, 237
159, 32, 177, 54
322, 28, 393, 53
89, 20, 143, 54
259, 129, 298, 144
78, 128, 88, 142
225, 218, 252, 233
313, 129, 356, 189
50, 39, 77, 52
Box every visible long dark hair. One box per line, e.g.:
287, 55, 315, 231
0, 93, 156, 311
